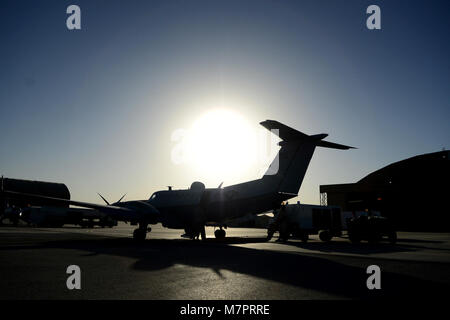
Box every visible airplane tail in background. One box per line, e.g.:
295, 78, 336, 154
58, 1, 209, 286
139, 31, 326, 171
259, 120, 355, 196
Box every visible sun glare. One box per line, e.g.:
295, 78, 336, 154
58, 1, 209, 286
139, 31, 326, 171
184, 109, 258, 181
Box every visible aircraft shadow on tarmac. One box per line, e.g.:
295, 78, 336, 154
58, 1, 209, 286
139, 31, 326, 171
2, 233, 449, 299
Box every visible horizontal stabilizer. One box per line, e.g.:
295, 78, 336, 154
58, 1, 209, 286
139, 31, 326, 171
260, 119, 355, 149
317, 140, 356, 150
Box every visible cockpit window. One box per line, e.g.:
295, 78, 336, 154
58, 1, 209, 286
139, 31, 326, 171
149, 193, 157, 200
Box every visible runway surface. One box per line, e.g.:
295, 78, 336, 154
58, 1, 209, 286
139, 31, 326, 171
0, 223, 449, 299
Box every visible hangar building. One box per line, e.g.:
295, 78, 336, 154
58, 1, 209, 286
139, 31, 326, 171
320, 150, 449, 231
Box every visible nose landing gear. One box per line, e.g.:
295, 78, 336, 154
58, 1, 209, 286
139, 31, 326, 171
133, 223, 151, 241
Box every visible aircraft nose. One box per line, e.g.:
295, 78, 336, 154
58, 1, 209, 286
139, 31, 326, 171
143, 203, 161, 223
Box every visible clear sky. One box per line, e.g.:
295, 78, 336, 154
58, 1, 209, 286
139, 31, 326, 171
1, 0, 449, 205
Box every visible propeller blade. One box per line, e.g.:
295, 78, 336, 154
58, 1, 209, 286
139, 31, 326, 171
117, 193, 127, 203
218, 182, 223, 189
97, 193, 110, 205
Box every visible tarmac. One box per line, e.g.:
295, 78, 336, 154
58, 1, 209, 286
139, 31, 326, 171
0, 223, 449, 299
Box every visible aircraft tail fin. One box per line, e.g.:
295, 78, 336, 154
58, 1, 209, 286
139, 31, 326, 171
259, 120, 309, 142
259, 120, 354, 196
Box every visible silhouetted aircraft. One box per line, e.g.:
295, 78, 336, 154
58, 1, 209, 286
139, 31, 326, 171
2, 120, 354, 240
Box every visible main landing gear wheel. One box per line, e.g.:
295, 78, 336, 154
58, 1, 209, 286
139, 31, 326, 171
319, 230, 332, 242
214, 228, 226, 239
133, 229, 146, 241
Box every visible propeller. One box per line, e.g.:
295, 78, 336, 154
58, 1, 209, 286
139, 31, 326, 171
116, 193, 127, 203
97, 193, 110, 205
97, 193, 127, 205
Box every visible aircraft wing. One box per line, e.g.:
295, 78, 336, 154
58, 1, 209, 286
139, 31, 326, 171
1, 190, 150, 222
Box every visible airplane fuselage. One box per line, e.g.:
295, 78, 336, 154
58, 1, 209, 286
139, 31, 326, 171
147, 179, 291, 230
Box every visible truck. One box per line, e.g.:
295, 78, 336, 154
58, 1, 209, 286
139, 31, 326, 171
267, 204, 397, 244
267, 203, 343, 242
345, 211, 397, 244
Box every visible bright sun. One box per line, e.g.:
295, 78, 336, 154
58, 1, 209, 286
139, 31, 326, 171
184, 109, 258, 182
